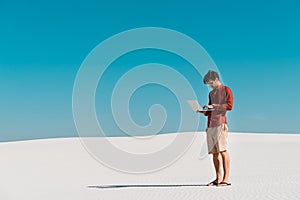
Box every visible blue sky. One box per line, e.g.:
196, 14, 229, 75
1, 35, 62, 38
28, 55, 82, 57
1, 0, 300, 141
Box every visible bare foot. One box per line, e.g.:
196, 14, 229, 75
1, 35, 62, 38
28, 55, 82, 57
217, 181, 231, 187
206, 180, 218, 186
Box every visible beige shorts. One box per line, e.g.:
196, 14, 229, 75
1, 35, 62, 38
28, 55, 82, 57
206, 124, 228, 154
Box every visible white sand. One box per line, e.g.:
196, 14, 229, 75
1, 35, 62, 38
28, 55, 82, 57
0, 132, 300, 200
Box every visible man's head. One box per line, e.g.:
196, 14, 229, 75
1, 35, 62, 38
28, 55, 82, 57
203, 70, 221, 89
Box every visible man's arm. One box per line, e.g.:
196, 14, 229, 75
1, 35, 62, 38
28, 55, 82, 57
212, 87, 233, 111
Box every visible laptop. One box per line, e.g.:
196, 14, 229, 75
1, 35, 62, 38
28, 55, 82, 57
187, 100, 215, 111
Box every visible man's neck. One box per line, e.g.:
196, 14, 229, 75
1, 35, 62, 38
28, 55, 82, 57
211, 82, 222, 90
215, 81, 222, 88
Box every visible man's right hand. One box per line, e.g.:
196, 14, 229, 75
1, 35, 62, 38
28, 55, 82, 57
203, 104, 214, 109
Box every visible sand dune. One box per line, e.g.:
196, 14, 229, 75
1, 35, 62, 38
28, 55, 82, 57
0, 132, 300, 200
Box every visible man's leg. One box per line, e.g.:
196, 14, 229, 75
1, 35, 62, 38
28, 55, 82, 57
220, 150, 230, 183
207, 152, 222, 186
213, 153, 223, 182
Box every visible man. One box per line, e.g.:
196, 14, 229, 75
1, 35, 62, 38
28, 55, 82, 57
198, 70, 234, 187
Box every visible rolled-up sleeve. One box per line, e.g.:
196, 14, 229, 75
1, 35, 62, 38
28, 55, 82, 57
213, 87, 233, 112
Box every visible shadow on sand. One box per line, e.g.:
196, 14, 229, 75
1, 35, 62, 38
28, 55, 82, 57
88, 184, 207, 189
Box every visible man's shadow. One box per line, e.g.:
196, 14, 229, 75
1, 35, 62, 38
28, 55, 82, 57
88, 184, 207, 189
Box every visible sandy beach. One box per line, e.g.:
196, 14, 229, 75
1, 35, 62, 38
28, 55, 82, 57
0, 132, 300, 200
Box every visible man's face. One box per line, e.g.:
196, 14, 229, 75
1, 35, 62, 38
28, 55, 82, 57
206, 78, 219, 89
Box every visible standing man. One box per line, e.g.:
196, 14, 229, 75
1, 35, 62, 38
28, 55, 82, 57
198, 70, 234, 187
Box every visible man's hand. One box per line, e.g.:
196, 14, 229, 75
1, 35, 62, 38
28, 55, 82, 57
203, 104, 214, 109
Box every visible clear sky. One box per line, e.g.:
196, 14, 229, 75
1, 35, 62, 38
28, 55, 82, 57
1, 0, 300, 141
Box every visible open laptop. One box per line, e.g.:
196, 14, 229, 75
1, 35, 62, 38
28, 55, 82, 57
187, 100, 215, 112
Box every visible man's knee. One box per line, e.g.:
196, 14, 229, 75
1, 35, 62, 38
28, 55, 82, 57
220, 150, 229, 156
213, 153, 220, 158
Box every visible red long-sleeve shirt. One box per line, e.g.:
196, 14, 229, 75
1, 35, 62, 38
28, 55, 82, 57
204, 84, 234, 127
